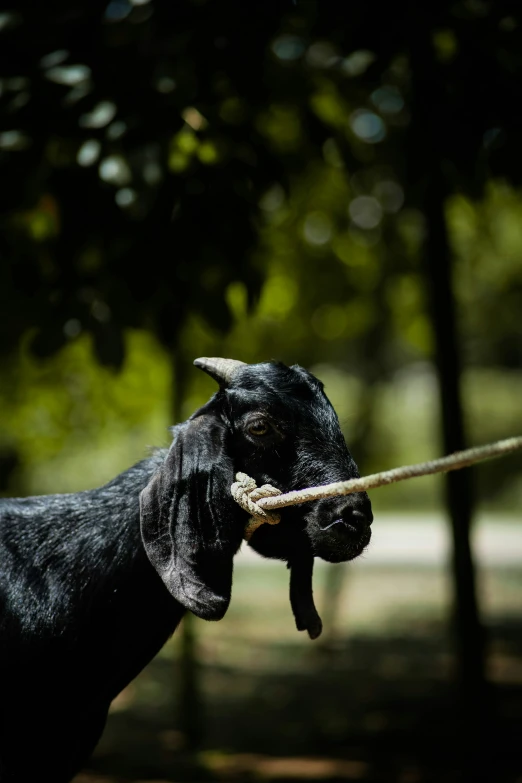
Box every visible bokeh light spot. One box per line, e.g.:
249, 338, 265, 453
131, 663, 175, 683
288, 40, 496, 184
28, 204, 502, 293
175, 129, 198, 155
168, 151, 189, 172
63, 84, 92, 106
226, 281, 248, 320
63, 319, 82, 339
272, 35, 305, 61
80, 101, 117, 129
91, 300, 111, 323
260, 274, 297, 318
77, 139, 101, 167
432, 29, 458, 62
115, 187, 136, 207
143, 161, 162, 185
46, 64, 90, 86
341, 50, 375, 77
303, 212, 333, 246
99, 155, 131, 185
0, 12, 22, 31
39, 50, 69, 69
106, 121, 127, 140
371, 86, 404, 114
220, 97, 246, 125
105, 0, 132, 21
306, 42, 340, 69
259, 184, 285, 212
373, 180, 404, 213
0, 130, 30, 150
156, 76, 176, 93
350, 110, 386, 143
197, 141, 219, 165
349, 196, 383, 229
182, 107, 207, 131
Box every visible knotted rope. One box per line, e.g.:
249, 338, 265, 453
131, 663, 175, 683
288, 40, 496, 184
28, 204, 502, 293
231, 436, 522, 540
231, 473, 283, 540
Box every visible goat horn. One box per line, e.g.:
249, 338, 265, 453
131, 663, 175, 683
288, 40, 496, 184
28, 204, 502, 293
193, 357, 247, 386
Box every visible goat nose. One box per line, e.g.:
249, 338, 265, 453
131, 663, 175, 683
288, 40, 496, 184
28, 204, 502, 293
320, 501, 373, 532
341, 502, 373, 527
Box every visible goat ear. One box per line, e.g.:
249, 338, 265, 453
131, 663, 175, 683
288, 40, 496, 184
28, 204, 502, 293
139, 413, 240, 621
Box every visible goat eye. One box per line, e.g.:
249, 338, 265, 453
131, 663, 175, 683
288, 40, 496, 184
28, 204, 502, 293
247, 422, 270, 437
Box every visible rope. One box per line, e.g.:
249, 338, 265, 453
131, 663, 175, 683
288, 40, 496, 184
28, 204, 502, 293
232, 436, 522, 540
231, 473, 282, 540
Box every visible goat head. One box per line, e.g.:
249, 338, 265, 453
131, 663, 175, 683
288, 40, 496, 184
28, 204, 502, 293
141, 358, 373, 639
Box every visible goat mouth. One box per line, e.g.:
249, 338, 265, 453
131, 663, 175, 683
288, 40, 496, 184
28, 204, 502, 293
312, 519, 372, 563
320, 517, 358, 532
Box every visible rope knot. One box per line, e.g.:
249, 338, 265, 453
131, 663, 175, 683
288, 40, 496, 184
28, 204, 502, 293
231, 472, 282, 540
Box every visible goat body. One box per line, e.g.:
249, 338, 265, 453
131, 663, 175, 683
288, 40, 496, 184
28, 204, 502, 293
0, 359, 373, 781
0, 453, 181, 781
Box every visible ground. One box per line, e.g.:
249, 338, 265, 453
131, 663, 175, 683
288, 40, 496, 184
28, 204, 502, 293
74, 515, 522, 783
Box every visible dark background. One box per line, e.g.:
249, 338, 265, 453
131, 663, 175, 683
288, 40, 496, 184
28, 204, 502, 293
1, 1, 521, 781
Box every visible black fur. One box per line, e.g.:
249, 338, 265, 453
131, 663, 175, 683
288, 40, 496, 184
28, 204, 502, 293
0, 361, 372, 782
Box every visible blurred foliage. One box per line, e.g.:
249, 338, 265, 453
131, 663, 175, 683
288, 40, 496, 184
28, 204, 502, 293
0, 330, 171, 493
1, 0, 522, 506
1, 0, 522, 361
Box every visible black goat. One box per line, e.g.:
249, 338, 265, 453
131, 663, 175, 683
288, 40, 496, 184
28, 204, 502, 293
0, 358, 373, 782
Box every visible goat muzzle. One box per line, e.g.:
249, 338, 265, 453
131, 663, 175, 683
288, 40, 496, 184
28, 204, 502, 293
306, 493, 373, 564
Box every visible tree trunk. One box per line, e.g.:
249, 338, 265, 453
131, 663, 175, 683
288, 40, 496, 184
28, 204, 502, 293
423, 179, 487, 701
408, 25, 491, 777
